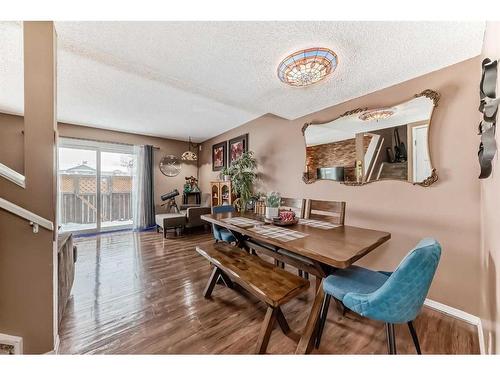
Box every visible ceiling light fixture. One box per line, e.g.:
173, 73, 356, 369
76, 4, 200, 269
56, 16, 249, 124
359, 108, 395, 122
277, 47, 337, 87
181, 137, 197, 161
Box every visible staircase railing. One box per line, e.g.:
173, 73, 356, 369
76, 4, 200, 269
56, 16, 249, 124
0, 162, 26, 188
0, 197, 53, 233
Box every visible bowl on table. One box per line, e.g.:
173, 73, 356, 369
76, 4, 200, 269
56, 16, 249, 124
271, 210, 298, 226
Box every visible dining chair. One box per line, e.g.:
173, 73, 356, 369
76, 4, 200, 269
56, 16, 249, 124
315, 238, 442, 354
211, 205, 236, 243
280, 197, 306, 218
297, 199, 346, 280
305, 199, 346, 225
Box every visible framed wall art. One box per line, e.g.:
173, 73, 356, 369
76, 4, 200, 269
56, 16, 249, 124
228, 134, 248, 165
212, 141, 227, 171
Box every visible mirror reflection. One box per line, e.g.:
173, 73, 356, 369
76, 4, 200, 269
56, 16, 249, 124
303, 92, 438, 186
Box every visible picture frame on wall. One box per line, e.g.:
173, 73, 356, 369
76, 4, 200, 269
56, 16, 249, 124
212, 141, 227, 171
228, 134, 249, 165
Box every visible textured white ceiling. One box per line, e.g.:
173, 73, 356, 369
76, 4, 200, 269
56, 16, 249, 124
0, 21, 485, 142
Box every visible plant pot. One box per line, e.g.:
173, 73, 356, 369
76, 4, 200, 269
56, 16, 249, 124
265, 206, 279, 220
223, 175, 231, 181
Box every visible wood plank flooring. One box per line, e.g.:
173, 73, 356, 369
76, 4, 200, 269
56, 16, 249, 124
58, 230, 480, 354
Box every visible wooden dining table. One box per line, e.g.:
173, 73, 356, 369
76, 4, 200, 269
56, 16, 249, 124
201, 211, 391, 354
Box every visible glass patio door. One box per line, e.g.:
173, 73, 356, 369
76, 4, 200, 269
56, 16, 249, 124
58, 145, 98, 233
100, 151, 134, 231
58, 138, 135, 234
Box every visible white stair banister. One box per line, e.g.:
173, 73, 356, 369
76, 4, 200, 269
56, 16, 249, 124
0, 163, 26, 188
0, 197, 53, 232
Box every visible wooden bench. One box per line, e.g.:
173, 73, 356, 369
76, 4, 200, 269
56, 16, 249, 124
196, 242, 310, 354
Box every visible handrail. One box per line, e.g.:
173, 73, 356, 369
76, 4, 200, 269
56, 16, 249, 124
0, 197, 54, 232
0, 162, 26, 188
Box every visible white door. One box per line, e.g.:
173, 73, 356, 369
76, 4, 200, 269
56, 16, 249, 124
412, 125, 431, 183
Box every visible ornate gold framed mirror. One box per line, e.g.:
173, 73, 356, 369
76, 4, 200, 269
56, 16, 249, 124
302, 89, 440, 187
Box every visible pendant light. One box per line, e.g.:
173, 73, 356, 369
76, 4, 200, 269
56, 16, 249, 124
181, 137, 198, 161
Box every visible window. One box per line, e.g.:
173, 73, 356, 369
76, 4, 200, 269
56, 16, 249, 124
58, 138, 135, 233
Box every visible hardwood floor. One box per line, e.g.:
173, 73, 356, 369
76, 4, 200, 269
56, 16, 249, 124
58, 230, 480, 354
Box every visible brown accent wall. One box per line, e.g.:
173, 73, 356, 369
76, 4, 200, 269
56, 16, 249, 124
199, 57, 483, 318
0, 22, 57, 354
0, 113, 24, 174
479, 21, 500, 354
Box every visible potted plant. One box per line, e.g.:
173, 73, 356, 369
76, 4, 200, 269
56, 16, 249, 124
228, 151, 257, 212
220, 166, 231, 181
265, 191, 281, 219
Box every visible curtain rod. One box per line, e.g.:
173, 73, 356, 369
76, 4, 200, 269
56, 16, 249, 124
59, 135, 160, 150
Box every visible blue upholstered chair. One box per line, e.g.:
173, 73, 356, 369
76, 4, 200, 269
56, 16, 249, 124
316, 238, 442, 354
211, 205, 237, 243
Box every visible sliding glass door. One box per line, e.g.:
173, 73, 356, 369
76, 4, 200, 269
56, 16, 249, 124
100, 151, 134, 230
58, 146, 98, 232
58, 138, 135, 234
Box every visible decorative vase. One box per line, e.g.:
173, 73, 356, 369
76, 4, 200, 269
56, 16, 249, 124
265, 206, 279, 219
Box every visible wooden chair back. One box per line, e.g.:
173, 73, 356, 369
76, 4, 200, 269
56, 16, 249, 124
280, 197, 306, 218
305, 199, 346, 225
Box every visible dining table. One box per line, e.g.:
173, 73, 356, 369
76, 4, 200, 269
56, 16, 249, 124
201, 211, 391, 354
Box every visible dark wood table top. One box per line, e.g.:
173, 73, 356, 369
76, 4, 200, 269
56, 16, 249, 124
201, 212, 391, 269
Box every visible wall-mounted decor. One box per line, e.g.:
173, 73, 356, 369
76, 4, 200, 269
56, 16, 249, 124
478, 58, 498, 179
228, 134, 248, 165
212, 141, 227, 171
302, 89, 440, 187
277, 47, 338, 87
159, 154, 181, 177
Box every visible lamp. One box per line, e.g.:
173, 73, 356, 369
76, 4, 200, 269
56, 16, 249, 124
277, 47, 337, 87
181, 137, 197, 161
359, 108, 395, 122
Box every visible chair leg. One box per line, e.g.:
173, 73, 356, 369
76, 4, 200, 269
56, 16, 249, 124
304, 272, 309, 280
315, 277, 322, 292
203, 267, 221, 298
407, 321, 422, 354
298, 269, 303, 277
315, 294, 331, 349
385, 323, 397, 354
255, 306, 278, 354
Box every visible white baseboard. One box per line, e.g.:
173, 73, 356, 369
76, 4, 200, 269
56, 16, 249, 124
424, 298, 485, 354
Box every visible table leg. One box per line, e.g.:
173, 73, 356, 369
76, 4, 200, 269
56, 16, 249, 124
295, 279, 325, 354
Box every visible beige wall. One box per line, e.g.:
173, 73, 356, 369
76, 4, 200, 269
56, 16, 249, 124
479, 21, 500, 354
200, 57, 483, 318
0, 22, 57, 354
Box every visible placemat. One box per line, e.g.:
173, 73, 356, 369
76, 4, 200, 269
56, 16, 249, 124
221, 217, 263, 228
298, 219, 339, 229
248, 225, 308, 242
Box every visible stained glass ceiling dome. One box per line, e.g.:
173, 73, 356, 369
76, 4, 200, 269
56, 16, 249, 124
277, 47, 338, 87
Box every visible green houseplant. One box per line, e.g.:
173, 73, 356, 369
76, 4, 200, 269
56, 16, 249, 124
228, 151, 257, 212
265, 191, 281, 219
220, 166, 231, 181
